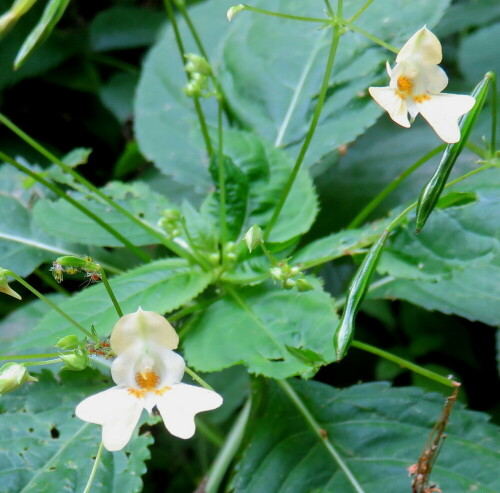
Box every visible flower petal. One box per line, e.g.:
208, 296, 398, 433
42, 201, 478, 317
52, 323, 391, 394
421, 64, 448, 94
368, 86, 410, 128
416, 93, 476, 143
110, 307, 179, 354
153, 347, 186, 386
156, 383, 223, 439
396, 26, 442, 65
111, 345, 145, 387
76, 387, 144, 451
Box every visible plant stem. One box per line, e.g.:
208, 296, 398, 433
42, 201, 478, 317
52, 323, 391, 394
6, 270, 97, 341
217, 100, 228, 246
0, 352, 64, 360
347, 0, 374, 23
34, 267, 69, 295
264, 23, 342, 241
333, 276, 394, 309
82, 441, 105, 493
347, 24, 398, 54
351, 340, 458, 388
0, 113, 192, 262
347, 144, 445, 229
195, 418, 225, 447
163, 0, 213, 158
239, 5, 327, 23
490, 72, 497, 158
0, 151, 150, 262
277, 379, 365, 493
24, 358, 61, 366
185, 366, 215, 391
336, 0, 343, 19
205, 397, 252, 493
99, 268, 123, 317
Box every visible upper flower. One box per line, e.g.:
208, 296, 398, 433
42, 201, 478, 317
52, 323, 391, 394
368, 26, 475, 143
76, 308, 223, 451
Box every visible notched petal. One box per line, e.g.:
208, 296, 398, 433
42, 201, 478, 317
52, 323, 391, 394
368, 86, 411, 128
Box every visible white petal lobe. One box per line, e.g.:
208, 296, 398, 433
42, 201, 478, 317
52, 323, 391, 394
156, 383, 223, 439
368, 87, 410, 128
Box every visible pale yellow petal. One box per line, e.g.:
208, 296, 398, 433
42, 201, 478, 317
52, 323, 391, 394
416, 93, 475, 143
368, 86, 410, 128
156, 383, 223, 439
396, 26, 442, 65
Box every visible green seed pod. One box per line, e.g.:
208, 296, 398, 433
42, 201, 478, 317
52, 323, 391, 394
0, 363, 37, 396
60, 349, 89, 371
55, 335, 80, 350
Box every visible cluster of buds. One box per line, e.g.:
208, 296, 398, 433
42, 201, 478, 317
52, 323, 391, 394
270, 262, 313, 292
50, 256, 102, 285
183, 54, 216, 99
55, 335, 91, 371
0, 362, 37, 397
157, 209, 182, 238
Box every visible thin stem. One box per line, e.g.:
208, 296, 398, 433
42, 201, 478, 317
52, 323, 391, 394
347, 144, 445, 229
277, 380, 365, 493
347, 0, 374, 23
264, 23, 342, 241
217, 100, 228, 246
185, 366, 215, 391
351, 340, 458, 388
0, 151, 150, 262
7, 271, 97, 341
99, 269, 123, 317
82, 441, 105, 493
240, 5, 327, 23
35, 267, 69, 295
24, 358, 61, 366
324, 0, 334, 18
163, 0, 213, 158
347, 24, 398, 54
0, 113, 192, 262
490, 72, 497, 158
0, 352, 64, 360
336, 0, 343, 19
205, 397, 252, 493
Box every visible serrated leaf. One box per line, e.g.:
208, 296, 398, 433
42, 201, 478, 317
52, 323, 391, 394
10, 259, 212, 351
232, 380, 500, 493
183, 280, 338, 379
0, 370, 152, 493
32, 181, 174, 247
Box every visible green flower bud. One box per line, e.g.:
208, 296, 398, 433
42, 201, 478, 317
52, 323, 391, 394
184, 54, 212, 76
55, 335, 80, 350
60, 350, 89, 371
0, 268, 21, 300
295, 278, 314, 292
283, 279, 296, 290
208, 252, 220, 265
227, 4, 245, 21
270, 267, 282, 281
0, 363, 37, 396
244, 224, 263, 252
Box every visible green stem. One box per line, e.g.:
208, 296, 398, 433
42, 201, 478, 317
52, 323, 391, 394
185, 366, 215, 391
205, 397, 252, 493
0, 113, 192, 262
240, 5, 327, 23
82, 441, 105, 493
24, 358, 61, 366
277, 380, 365, 493
347, 0, 374, 23
336, 0, 343, 19
34, 267, 69, 295
163, 0, 213, 158
264, 23, 342, 241
347, 24, 398, 54
465, 140, 487, 159
99, 268, 123, 317
333, 276, 394, 309
7, 271, 97, 342
0, 352, 64, 360
351, 340, 458, 388
490, 72, 497, 157
0, 151, 150, 262
195, 418, 225, 447
217, 100, 228, 246
324, 0, 335, 18
260, 243, 277, 265
347, 144, 446, 229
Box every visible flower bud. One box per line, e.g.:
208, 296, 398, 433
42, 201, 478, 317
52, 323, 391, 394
0, 363, 37, 396
184, 54, 212, 76
227, 4, 245, 21
244, 224, 263, 252
60, 350, 89, 371
295, 278, 314, 292
55, 335, 80, 350
283, 279, 296, 290
270, 267, 282, 281
0, 269, 21, 300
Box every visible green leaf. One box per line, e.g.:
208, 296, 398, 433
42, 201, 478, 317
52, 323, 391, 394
232, 380, 500, 493
183, 280, 338, 379
14, 0, 70, 70
10, 259, 212, 351
0, 370, 152, 493
89, 6, 164, 51
99, 72, 139, 124
33, 181, 174, 247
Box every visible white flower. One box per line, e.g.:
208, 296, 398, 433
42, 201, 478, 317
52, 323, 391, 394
368, 26, 475, 143
75, 309, 223, 451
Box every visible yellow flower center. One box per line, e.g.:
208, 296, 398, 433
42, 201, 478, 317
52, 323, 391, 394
128, 370, 171, 398
413, 94, 431, 103
396, 76, 413, 99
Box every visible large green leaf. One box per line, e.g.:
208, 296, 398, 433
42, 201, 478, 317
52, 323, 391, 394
183, 281, 337, 379
32, 181, 174, 247
232, 380, 500, 493
11, 259, 212, 351
0, 370, 152, 493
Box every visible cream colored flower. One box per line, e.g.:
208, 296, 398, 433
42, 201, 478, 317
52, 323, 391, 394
369, 27, 475, 143
75, 309, 223, 451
